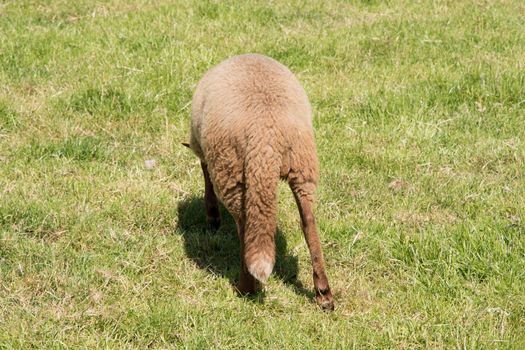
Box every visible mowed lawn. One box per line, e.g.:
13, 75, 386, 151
1, 0, 524, 348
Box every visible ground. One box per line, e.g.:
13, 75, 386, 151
0, 0, 524, 348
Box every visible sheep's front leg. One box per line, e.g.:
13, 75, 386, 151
200, 162, 221, 231
291, 186, 334, 311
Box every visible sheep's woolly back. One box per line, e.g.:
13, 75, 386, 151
190, 54, 319, 283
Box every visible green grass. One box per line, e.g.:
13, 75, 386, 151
1, 0, 524, 348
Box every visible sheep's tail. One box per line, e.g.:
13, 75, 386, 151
243, 130, 280, 283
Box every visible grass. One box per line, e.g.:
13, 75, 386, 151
1, 0, 524, 348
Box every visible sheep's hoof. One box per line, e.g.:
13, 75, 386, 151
318, 299, 334, 311
236, 286, 256, 296
236, 273, 259, 296
206, 216, 221, 231
316, 289, 334, 311
236, 282, 258, 296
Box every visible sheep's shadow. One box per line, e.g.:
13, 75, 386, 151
177, 196, 315, 303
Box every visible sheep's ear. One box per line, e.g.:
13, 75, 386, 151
181, 142, 190, 148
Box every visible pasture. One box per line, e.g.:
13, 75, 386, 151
1, 0, 524, 348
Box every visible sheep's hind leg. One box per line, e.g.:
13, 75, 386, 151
201, 162, 221, 231
290, 182, 334, 311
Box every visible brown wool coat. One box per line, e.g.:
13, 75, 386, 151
188, 54, 333, 310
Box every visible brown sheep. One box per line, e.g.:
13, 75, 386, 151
186, 54, 333, 310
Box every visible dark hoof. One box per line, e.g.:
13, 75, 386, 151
236, 277, 259, 296
206, 216, 221, 231
316, 288, 334, 311
236, 288, 255, 297
318, 299, 335, 311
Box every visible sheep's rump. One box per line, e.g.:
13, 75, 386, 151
190, 53, 314, 163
